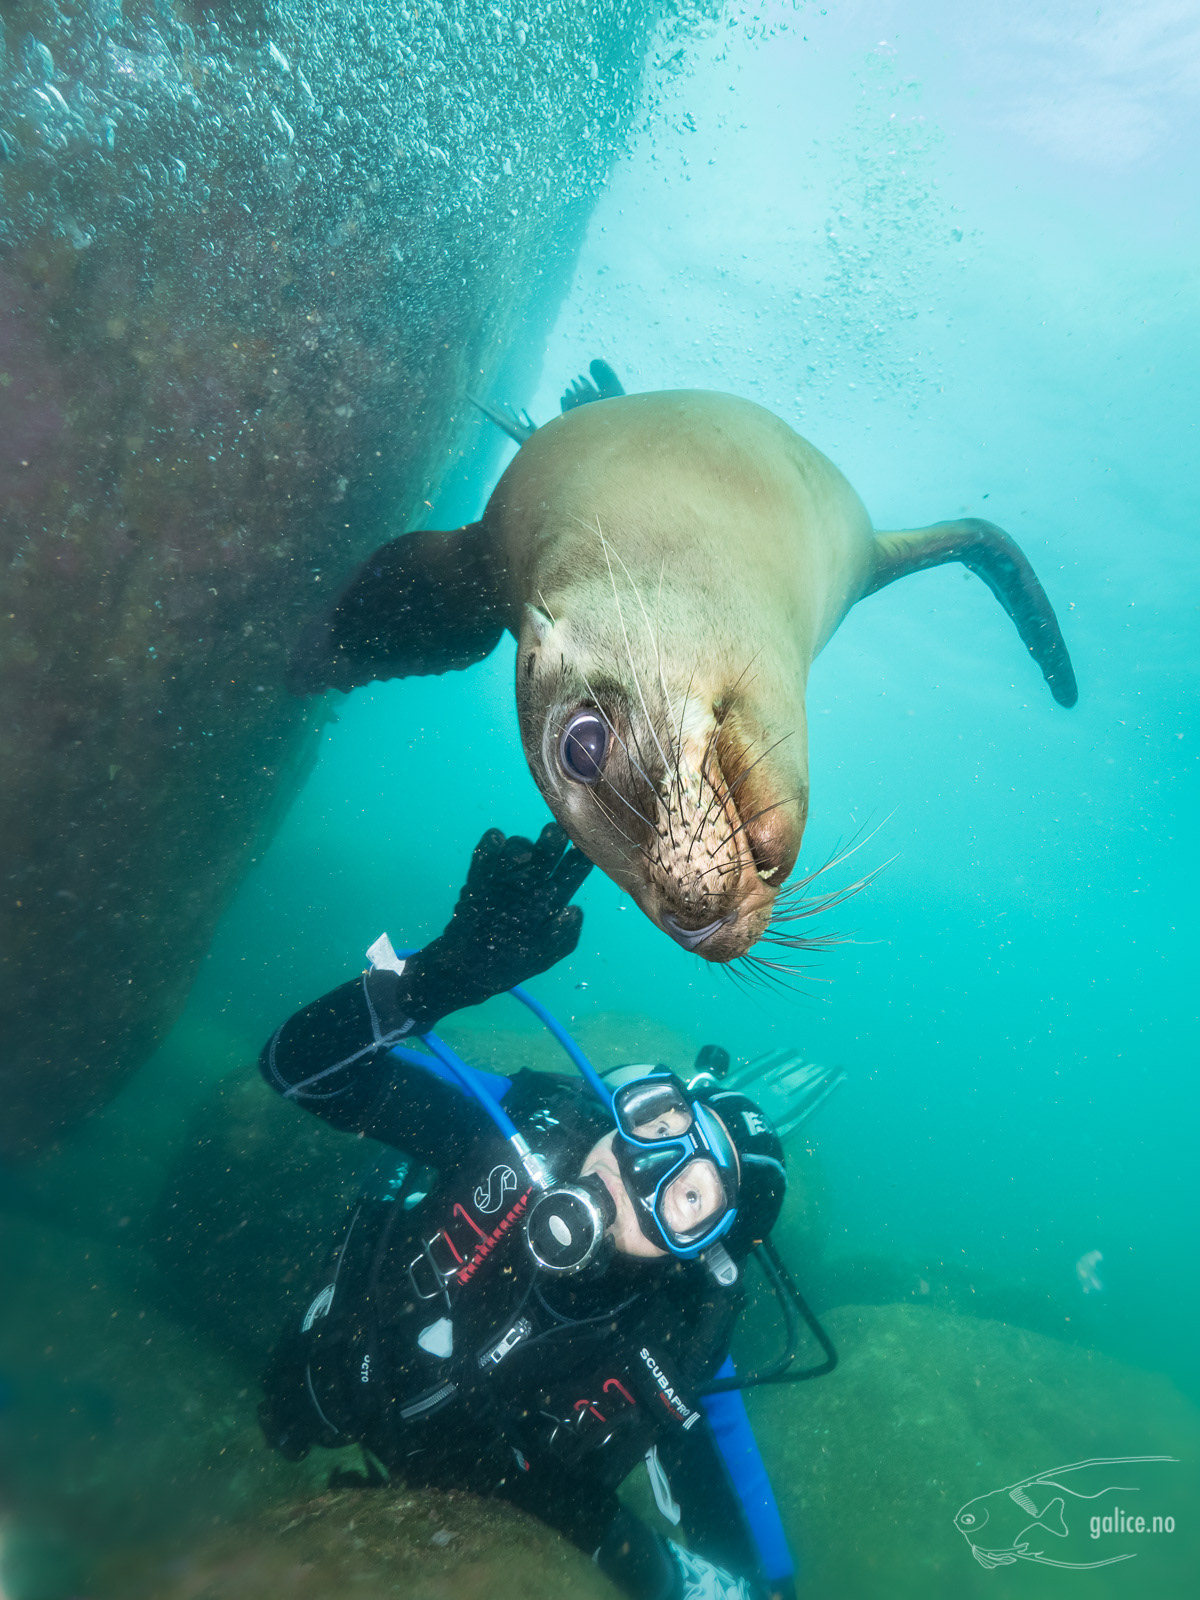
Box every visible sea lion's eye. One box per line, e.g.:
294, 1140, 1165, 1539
559, 711, 609, 784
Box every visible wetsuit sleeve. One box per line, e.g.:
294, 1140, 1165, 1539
258, 969, 495, 1160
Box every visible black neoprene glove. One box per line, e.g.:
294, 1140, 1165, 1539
396, 823, 592, 1031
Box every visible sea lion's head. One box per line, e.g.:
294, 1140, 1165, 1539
516, 600, 808, 964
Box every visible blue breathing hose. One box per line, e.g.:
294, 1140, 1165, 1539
508, 983, 613, 1108
382, 948, 798, 1587
384, 951, 611, 1153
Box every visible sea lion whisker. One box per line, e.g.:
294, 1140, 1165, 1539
672, 665, 696, 767
610, 539, 678, 737
624, 708, 670, 815
749, 949, 833, 987
770, 863, 892, 926
687, 730, 799, 877
654, 556, 675, 727
683, 718, 728, 869
579, 618, 675, 851
690, 858, 750, 887
757, 957, 834, 983
666, 665, 696, 825
589, 749, 657, 831
725, 651, 765, 701
593, 515, 675, 783
729, 953, 825, 1000
771, 819, 896, 915
623, 552, 683, 850
710, 795, 797, 857
686, 707, 778, 857
598, 779, 657, 835
689, 758, 731, 851
590, 788, 656, 865
760, 927, 849, 952
725, 731, 796, 803
778, 811, 896, 890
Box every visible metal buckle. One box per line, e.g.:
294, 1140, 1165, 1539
408, 1231, 464, 1303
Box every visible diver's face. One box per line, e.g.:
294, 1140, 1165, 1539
579, 1117, 737, 1259
581, 1133, 664, 1258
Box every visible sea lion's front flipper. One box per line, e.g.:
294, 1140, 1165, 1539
287, 522, 507, 695
864, 518, 1078, 707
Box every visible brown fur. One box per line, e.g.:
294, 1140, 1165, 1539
485, 390, 873, 962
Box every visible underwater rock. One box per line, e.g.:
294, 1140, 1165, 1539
808, 1249, 1103, 1351
747, 1302, 1200, 1599
0, 1214, 616, 1599
147, 1068, 388, 1360
99, 1484, 619, 1600
0, 0, 666, 1154
444, 1008, 711, 1079
0, 1216, 341, 1585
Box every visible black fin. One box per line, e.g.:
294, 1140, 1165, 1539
864, 518, 1078, 707
287, 522, 507, 695
468, 392, 537, 443
561, 358, 626, 413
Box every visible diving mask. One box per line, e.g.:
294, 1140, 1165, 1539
612, 1071, 739, 1257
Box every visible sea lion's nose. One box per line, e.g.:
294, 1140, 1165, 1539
662, 914, 733, 952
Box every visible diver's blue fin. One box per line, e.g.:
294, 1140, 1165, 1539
722, 1049, 845, 1139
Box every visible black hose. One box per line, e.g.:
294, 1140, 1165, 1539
698, 1238, 837, 1394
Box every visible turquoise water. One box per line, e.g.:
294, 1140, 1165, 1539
189, 2, 1197, 1385
4, 3, 1197, 1596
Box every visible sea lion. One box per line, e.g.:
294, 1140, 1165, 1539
290, 368, 1076, 969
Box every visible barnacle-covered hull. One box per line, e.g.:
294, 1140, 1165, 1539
0, 0, 658, 1152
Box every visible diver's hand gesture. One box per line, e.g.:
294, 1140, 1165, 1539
399, 823, 591, 1029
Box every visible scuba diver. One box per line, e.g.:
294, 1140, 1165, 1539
257, 823, 806, 1600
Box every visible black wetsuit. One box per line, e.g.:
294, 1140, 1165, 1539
258, 966, 771, 1597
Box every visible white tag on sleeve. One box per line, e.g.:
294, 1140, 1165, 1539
366, 933, 407, 976
645, 1445, 682, 1525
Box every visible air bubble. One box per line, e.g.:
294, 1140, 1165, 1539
21, 35, 54, 84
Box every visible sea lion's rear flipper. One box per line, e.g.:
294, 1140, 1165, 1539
865, 518, 1078, 707
561, 359, 626, 413
472, 359, 625, 442
287, 522, 507, 695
